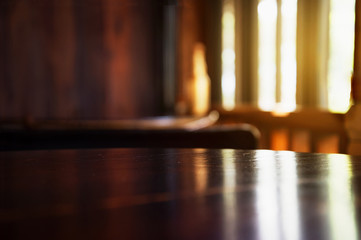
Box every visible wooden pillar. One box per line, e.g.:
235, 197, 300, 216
345, 0, 361, 155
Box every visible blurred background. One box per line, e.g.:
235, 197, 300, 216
0, 0, 357, 153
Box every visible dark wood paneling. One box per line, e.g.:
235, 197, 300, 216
0, 0, 163, 120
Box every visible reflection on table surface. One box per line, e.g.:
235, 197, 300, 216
1, 148, 361, 239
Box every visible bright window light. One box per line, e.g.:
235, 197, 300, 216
222, 0, 236, 110
280, 0, 297, 112
258, 0, 278, 111
222, 0, 353, 114
327, 0, 355, 113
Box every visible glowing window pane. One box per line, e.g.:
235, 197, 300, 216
258, 0, 278, 111
280, 0, 297, 112
328, 0, 355, 113
222, 0, 236, 110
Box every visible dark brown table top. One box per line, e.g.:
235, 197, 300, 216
1, 148, 361, 240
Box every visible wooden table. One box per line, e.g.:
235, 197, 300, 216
1, 148, 361, 239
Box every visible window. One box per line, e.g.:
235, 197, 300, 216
328, 0, 355, 112
221, 0, 355, 113
222, 0, 237, 110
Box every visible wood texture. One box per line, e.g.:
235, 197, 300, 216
0, 0, 163, 120
1, 148, 361, 239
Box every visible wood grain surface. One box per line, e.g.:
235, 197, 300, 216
1, 148, 361, 239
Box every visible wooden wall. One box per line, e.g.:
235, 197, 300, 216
0, 0, 164, 120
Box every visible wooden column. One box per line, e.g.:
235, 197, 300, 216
345, 0, 361, 155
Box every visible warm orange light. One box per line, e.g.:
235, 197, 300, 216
194, 149, 208, 193
271, 129, 289, 150
192, 43, 210, 116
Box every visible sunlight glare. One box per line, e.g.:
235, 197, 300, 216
258, 0, 278, 111
328, 0, 355, 113
222, 0, 236, 110
280, 0, 297, 112
327, 154, 358, 239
